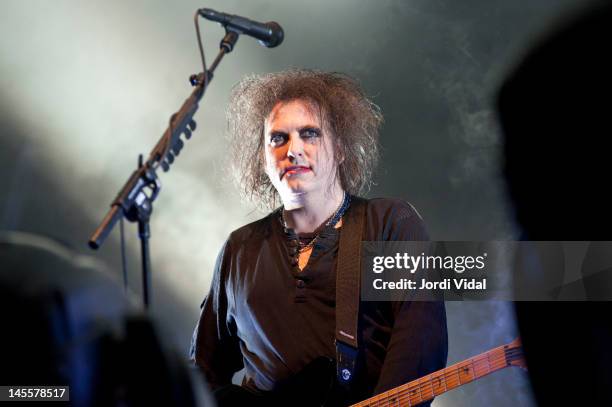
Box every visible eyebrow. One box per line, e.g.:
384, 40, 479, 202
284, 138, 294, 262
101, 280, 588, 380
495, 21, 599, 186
298, 126, 321, 133
268, 125, 322, 135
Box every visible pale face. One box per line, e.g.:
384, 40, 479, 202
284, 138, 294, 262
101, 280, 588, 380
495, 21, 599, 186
263, 99, 340, 202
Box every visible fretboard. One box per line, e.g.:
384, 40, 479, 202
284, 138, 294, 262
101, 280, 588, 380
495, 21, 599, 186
351, 342, 518, 407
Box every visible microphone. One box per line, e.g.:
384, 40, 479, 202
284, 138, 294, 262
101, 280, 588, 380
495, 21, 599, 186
198, 8, 284, 48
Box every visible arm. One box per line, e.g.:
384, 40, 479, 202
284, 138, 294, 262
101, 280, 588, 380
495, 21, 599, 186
374, 299, 448, 405
373, 206, 449, 405
189, 239, 244, 389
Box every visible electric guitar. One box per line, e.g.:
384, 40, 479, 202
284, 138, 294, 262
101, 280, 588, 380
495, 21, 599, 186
215, 337, 526, 407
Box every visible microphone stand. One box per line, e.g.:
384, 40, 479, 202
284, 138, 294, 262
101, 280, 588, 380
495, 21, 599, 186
88, 30, 240, 309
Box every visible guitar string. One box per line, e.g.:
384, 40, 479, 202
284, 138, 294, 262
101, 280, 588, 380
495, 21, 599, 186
359, 350, 511, 407
370, 350, 515, 407
361, 349, 519, 407
353, 346, 522, 407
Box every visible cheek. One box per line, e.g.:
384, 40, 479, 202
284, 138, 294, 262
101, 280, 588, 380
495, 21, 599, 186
263, 148, 279, 175
265, 147, 281, 163
314, 146, 336, 173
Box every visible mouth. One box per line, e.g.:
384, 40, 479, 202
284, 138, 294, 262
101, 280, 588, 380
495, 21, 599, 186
281, 165, 311, 179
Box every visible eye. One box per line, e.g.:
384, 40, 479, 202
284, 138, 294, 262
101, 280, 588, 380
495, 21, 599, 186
300, 128, 321, 139
269, 132, 287, 146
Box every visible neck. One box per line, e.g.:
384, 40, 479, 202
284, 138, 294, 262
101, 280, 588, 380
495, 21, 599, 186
282, 187, 345, 234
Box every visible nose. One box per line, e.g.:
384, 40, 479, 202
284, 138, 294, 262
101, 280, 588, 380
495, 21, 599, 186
286, 133, 304, 162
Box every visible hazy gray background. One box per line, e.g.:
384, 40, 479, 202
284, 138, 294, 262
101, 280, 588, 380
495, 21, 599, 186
0, 0, 589, 405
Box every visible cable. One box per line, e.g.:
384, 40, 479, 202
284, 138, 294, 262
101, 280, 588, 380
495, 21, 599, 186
194, 11, 208, 89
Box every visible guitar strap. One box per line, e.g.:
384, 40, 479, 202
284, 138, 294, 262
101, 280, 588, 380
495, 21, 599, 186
335, 196, 367, 386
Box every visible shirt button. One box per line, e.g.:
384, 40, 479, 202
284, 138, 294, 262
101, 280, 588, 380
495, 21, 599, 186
296, 279, 305, 288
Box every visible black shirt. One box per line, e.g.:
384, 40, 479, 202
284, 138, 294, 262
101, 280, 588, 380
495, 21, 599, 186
190, 197, 448, 404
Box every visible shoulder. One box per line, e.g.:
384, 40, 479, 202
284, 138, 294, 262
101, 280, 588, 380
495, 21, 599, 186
226, 209, 280, 247
212, 210, 280, 274
363, 197, 424, 222
356, 196, 429, 241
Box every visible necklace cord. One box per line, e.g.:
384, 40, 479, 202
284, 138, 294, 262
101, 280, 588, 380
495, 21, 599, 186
280, 193, 351, 253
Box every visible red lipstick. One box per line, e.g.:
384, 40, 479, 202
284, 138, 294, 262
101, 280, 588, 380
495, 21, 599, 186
282, 165, 311, 178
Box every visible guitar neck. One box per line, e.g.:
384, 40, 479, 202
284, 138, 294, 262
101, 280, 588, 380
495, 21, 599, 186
351, 341, 522, 407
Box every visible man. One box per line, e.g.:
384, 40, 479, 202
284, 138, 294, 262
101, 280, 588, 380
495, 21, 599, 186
190, 69, 447, 406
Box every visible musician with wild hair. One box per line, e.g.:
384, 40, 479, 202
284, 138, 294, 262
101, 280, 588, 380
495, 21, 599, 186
190, 69, 447, 406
